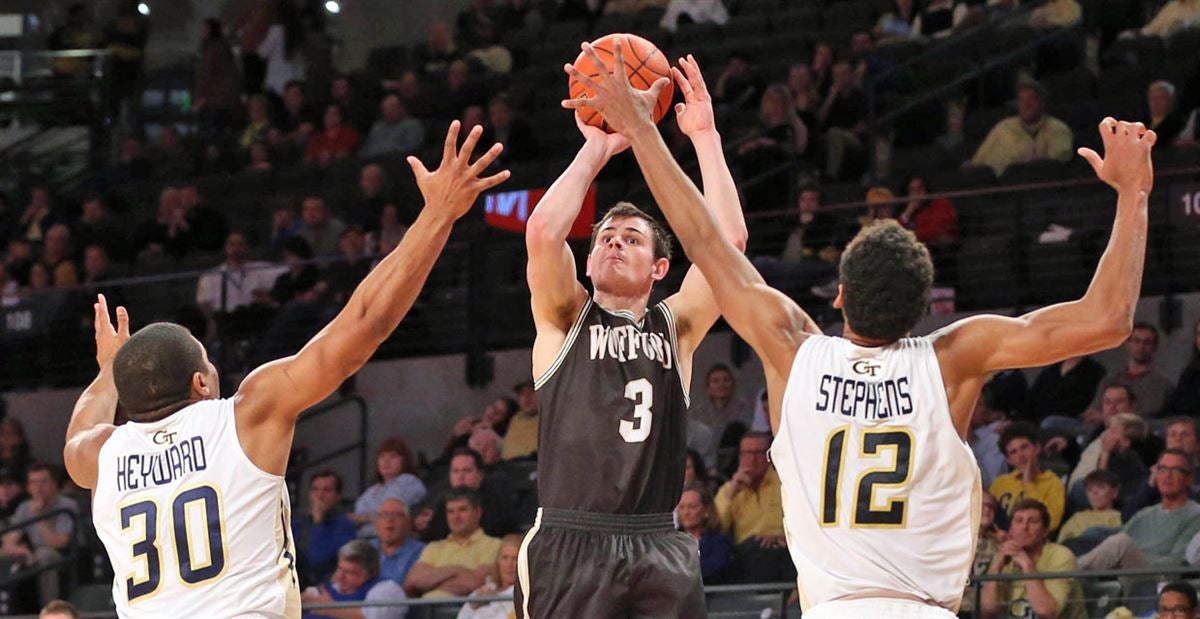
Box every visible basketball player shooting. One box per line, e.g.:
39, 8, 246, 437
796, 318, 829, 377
566, 36, 1155, 618
61, 122, 509, 618
515, 55, 746, 618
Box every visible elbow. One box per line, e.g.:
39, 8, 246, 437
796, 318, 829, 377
1098, 310, 1134, 349
729, 225, 749, 253
524, 216, 557, 247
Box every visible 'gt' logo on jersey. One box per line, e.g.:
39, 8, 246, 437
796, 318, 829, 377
851, 360, 881, 377
152, 430, 177, 445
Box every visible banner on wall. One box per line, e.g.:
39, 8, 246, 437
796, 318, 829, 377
484, 185, 596, 239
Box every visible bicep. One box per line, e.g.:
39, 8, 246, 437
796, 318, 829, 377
63, 425, 115, 490
525, 237, 587, 330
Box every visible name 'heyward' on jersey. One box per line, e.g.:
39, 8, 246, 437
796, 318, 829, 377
588, 323, 675, 369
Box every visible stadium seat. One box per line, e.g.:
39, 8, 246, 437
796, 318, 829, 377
773, 8, 823, 34
1083, 579, 1123, 619
998, 160, 1068, 186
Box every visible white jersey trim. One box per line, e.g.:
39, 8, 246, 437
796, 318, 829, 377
517, 508, 544, 618
533, 298, 593, 390
658, 301, 691, 409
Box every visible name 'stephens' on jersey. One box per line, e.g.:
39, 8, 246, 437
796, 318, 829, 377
588, 324, 674, 369
816, 373, 914, 420
115, 435, 208, 492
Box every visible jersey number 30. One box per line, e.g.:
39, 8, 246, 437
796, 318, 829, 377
620, 378, 654, 443
821, 428, 914, 527
120, 485, 227, 601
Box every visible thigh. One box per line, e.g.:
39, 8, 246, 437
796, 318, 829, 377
630, 531, 707, 619
517, 526, 629, 619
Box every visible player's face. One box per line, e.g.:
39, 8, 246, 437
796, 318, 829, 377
497, 543, 520, 588
1008, 509, 1047, 550
375, 500, 410, 544
676, 490, 705, 530
1003, 438, 1038, 469
587, 216, 666, 297
1086, 482, 1118, 511
1168, 422, 1198, 456
332, 559, 370, 593
449, 455, 484, 490
446, 499, 482, 535
377, 451, 404, 480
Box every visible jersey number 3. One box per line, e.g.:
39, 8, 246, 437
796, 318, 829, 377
821, 428, 914, 528
120, 485, 227, 601
620, 378, 654, 443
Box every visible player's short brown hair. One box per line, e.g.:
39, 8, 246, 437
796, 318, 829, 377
839, 220, 933, 343
590, 202, 673, 261
112, 323, 207, 421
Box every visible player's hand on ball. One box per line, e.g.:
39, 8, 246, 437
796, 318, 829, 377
562, 37, 670, 137
94, 293, 130, 369
672, 54, 716, 138
407, 120, 511, 220
1078, 117, 1156, 194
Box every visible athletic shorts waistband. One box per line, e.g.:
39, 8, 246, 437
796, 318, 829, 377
536, 508, 675, 534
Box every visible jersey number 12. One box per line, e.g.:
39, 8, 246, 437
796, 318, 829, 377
821, 428, 914, 527
120, 484, 227, 601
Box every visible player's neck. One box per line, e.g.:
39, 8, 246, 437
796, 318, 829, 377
129, 399, 194, 424
841, 323, 895, 348
593, 290, 651, 322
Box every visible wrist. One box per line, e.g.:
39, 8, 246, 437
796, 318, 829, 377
688, 128, 721, 146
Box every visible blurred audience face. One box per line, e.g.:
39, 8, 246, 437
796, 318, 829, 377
448, 61, 470, 90
429, 21, 452, 50
445, 498, 483, 537
249, 141, 271, 167
376, 449, 404, 480
224, 232, 250, 265
27, 468, 57, 502
1008, 506, 1049, 552
832, 61, 855, 90
760, 86, 789, 124
30, 187, 50, 211
812, 43, 833, 72
677, 489, 706, 531
488, 98, 513, 129
468, 430, 502, 466
850, 31, 873, 55
907, 176, 928, 199
284, 84, 305, 113
1128, 326, 1159, 364
738, 435, 771, 484
338, 228, 366, 259
497, 540, 520, 589
324, 105, 344, 131
332, 76, 351, 101
83, 245, 111, 280
43, 225, 72, 262
360, 164, 386, 197
28, 263, 50, 289
380, 204, 400, 229
706, 367, 735, 401
1148, 82, 1176, 120
1101, 385, 1136, 419
787, 63, 812, 94
1157, 589, 1197, 619
979, 492, 998, 532
248, 96, 270, 124
799, 189, 822, 215
308, 473, 341, 513
462, 105, 485, 129
1086, 480, 1119, 510
516, 384, 537, 412
1016, 86, 1045, 124
380, 95, 405, 124
81, 198, 107, 224
180, 185, 201, 210
481, 399, 510, 427
331, 557, 370, 594
1167, 420, 1198, 457
398, 71, 421, 99
1155, 452, 1194, 500
449, 453, 484, 490
1002, 436, 1039, 470
301, 198, 329, 227
374, 498, 411, 546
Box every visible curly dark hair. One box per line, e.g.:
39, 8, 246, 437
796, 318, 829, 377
590, 202, 673, 261
838, 220, 933, 342
998, 421, 1040, 453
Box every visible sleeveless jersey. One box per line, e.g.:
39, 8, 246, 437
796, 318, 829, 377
534, 298, 690, 514
93, 398, 300, 618
772, 335, 981, 613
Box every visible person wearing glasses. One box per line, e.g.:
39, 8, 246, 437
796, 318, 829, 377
1079, 449, 1200, 569
1156, 581, 1198, 619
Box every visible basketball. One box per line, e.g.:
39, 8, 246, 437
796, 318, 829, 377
568, 33, 674, 132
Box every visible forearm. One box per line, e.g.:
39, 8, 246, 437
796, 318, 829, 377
1078, 190, 1147, 326
690, 130, 748, 250
66, 368, 119, 444
978, 581, 1000, 618
405, 564, 456, 594
1022, 579, 1061, 617
37, 524, 72, 550
526, 141, 606, 242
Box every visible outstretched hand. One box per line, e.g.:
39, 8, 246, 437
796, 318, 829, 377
1077, 117, 1157, 194
561, 37, 670, 138
672, 54, 715, 137
407, 120, 511, 220
93, 293, 129, 368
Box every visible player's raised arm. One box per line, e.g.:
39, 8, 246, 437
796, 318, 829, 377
62, 294, 128, 488
933, 119, 1155, 410
563, 39, 818, 426
235, 122, 509, 475
661, 55, 750, 356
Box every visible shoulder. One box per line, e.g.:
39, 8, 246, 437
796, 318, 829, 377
367, 579, 406, 600
1046, 116, 1072, 132
1040, 542, 1079, 569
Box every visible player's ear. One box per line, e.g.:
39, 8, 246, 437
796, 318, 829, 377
650, 257, 669, 282
192, 371, 214, 399
832, 285, 845, 309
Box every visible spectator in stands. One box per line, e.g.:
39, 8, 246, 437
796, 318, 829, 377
2, 464, 78, 606
81, 244, 124, 295
456, 533, 522, 619
1080, 449, 1200, 568
412, 22, 459, 77
1027, 355, 1106, 425
18, 184, 58, 244
269, 201, 302, 256
405, 489, 501, 599
1163, 318, 1200, 417
714, 52, 763, 114
270, 236, 320, 306
195, 231, 281, 315
75, 195, 127, 263
913, 0, 968, 38
715, 432, 791, 583
247, 140, 274, 171
194, 18, 240, 135
0, 418, 32, 490
684, 449, 713, 491
678, 481, 733, 584
0, 469, 28, 523
373, 498, 425, 587
990, 422, 1066, 531
372, 204, 409, 256
858, 186, 897, 229
325, 226, 373, 304
361, 95, 426, 159
174, 184, 230, 254
482, 94, 536, 162
467, 428, 503, 468
104, 0, 149, 125
464, 22, 512, 75
780, 185, 840, 264
979, 499, 1086, 619
1089, 322, 1174, 418
39, 225, 77, 288
294, 470, 358, 588
24, 262, 52, 295
301, 539, 409, 619
969, 79, 1073, 176
436, 60, 486, 122
275, 80, 316, 148
1066, 413, 1148, 506
423, 448, 520, 541
1153, 582, 1198, 618
38, 600, 79, 619
306, 103, 360, 166
3, 239, 33, 289
456, 0, 503, 51
384, 70, 435, 119
501, 381, 538, 460
257, 0, 304, 97
785, 63, 819, 131
1028, 0, 1081, 28
480, 397, 517, 437
876, 0, 919, 39
240, 95, 275, 149
354, 438, 427, 532
1132, 0, 1200, 38
1120, 417, 1200, 520
818, 60, 868, 181
970, 395, 1009, 488
738, 84, 810, 165
659, 0, 730, 32
963, 491, 1005, 617
299, 196, 347, 256
149, 126, 193, 180
329, 74, 374, 134
1058, 470, 1122, 545
898, 174, 958, 246
1145, 81, 1192, 146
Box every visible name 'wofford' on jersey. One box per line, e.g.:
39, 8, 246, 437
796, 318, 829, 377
772, 334, 980, 613
588, 322, 674, 369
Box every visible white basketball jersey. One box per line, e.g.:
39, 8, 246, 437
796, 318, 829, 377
93, 399, 301, 618
772, 335, 981, 613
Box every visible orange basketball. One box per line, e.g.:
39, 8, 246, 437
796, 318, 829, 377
569, 33, 674, 132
